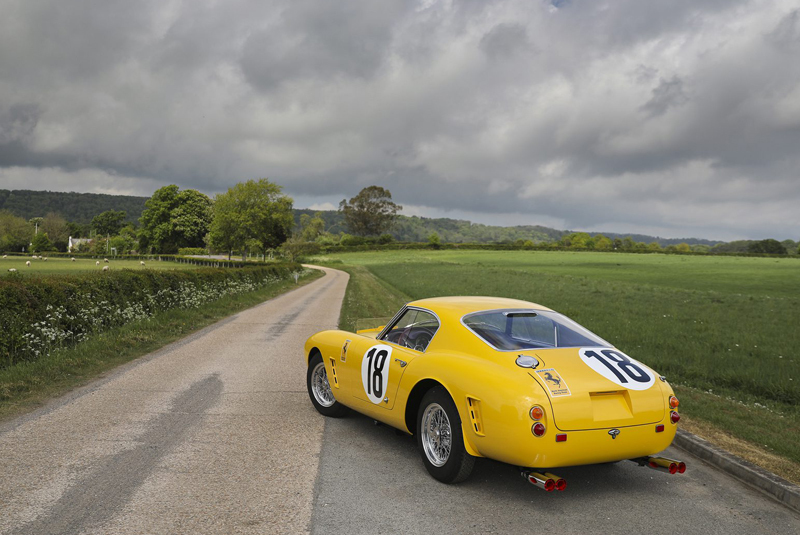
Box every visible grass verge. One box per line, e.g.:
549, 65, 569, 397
0, 268, 324, 423
336, 265, 409, 332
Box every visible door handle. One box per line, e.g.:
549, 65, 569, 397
394, 358, 407, 368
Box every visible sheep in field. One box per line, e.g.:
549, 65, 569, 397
104, 258, 109, 263
25, 261, 31, 266
140, 261, 145, 266
102, 265, 109, 272
71, 257, 76, 261
43, 257, 48, 261
96, 261, 100, 266
8, 268, 17, 272
2, 255, 6, 259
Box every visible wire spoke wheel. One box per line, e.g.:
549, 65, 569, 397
310, 361, 335, 407
421, 402, 452, 467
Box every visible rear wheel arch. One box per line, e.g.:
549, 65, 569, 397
405, 379, 481, 457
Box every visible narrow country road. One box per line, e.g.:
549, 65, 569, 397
1, 266, 799, 534
0, 266, 348, 535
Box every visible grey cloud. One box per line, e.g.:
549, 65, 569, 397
479, 23, 532, 59
0, 104, 40, 145
0, 0, 798, 241
766, 9, 800, 52
641, 77, 690, 117
240, 0, 407, 90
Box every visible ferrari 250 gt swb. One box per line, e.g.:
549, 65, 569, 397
304, 296, 685, 491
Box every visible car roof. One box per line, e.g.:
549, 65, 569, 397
408, 296, 554, 319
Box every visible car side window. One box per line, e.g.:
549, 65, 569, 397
380, 308, 439, 352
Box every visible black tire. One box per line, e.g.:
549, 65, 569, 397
416, 387, 475, 483
307, 353, 349, 418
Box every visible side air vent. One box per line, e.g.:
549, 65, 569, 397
328, 358, 339, 388
467, 397, 485, 436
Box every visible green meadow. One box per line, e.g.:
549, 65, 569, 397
1, 256, 202, 276
317, 250, 800, 478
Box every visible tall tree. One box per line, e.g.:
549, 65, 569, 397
0, 210, 31, 252
41, 212, 70, 252
339, 186, 401, 237
208, 179, 294, 259
748, 239, 787, 255
91, 210, 127, 237
299, 212, 325, 242
30, 232, 54, 252
139, 186, 212, 253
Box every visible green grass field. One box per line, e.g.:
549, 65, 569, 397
1, 256, 201, 275
317, 250, 800, 479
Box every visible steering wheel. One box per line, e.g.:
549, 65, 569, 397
396, 326, 413, 348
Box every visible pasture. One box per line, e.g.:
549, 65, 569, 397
318, 249, 800, 477
1, 256, 201, 275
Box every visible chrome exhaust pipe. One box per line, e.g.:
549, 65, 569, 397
642, 456, 686, 474
544, 472, 567, 491
520, 470, 566, 491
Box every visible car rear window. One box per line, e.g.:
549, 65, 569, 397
462, 309, 610, 351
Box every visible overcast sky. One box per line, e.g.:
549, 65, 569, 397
1, 0, 799, 241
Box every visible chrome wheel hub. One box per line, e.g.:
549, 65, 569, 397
421, 403, 452, 467
311, 362, 335, 407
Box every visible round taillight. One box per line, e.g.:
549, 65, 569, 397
532, 422, 546, 437
669, 396, 680, 409
670, 411, 681, 424
530, 406, 544, 420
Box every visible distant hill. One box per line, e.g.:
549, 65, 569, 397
0, 189, 147, 224
1, 189, 721, 246
294, 209, 720, 246
583, 231, 721, 248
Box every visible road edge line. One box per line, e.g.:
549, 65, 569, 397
673, 429, 800, 514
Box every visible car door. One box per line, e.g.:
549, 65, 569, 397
343, 307, 440, 412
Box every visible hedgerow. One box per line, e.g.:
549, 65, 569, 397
0, 263, 302, 368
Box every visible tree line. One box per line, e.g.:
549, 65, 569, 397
1, 182, 797, 256
0, 181, 404, 258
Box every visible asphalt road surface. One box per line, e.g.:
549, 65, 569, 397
2, 267, 799, 534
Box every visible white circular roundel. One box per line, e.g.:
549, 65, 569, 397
361, 344, 393, 404
579, 348, 655, 390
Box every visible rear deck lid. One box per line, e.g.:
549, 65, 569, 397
529, 347, 665, 431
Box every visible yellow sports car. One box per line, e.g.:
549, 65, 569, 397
304, 296, 685, 490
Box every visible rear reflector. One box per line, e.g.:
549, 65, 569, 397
655, 424, 665, 433
556, 433, 567, 442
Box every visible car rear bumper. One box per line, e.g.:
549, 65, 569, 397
521, 421, 677, 468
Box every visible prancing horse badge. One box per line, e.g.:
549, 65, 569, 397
608, 429, 621, 440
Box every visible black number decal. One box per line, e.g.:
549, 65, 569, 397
584, 349, 650, 383
366, 348, 375, 395
365, 347, 389, 397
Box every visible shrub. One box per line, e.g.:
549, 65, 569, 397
178, 247, 208, 256
0, 263, 301, 368
339, 233, 367, 246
